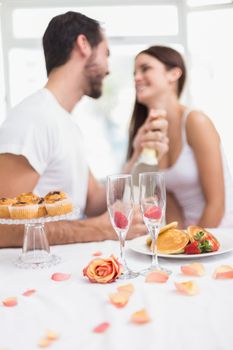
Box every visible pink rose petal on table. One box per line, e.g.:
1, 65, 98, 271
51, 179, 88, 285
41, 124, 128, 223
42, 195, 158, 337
174, 281, 199, 296
109, 291, 130, 308
181, 263, 205, 276
93, 322, 110, 333
145, 270, 169, 283
130, 309, 151, 324
38, 338, 52, 348
46, 331, 59, 341
22, 289, 37, 297
51, 273, 71, 282
92, 251, 102, 257
117, 283, 134, 296
2, 297, 18, 307
213, 265, 233, 279
38, 330, 59, 347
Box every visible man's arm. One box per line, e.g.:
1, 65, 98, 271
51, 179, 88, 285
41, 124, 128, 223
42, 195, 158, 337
0, 153, 39, 247
0, 217, 112, 248
0, 155, 147, 247
0, 209, 147, 247
0, 154, 39, 197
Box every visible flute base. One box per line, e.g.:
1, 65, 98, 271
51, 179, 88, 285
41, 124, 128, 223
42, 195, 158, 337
15, 253, 61, 269
139, 264, 172, 276
119, 269, 139, 280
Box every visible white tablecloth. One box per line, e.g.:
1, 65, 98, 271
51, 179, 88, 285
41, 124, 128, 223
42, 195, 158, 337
1, 230, 233, 350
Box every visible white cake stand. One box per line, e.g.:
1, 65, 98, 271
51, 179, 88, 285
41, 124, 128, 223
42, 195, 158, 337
0, 209, 80, 269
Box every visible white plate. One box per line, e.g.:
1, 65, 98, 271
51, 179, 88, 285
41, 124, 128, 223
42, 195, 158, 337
128, 228, 233, 259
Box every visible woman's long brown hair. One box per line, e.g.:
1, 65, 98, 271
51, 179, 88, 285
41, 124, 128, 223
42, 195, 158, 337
126, 45, 186, 160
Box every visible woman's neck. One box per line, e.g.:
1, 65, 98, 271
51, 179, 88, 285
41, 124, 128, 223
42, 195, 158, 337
146, 94, 184, 121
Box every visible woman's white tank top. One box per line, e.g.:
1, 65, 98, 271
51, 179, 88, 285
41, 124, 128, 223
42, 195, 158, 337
164, 109, 233, 227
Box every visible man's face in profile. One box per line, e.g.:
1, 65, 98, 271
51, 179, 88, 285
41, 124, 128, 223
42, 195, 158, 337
84, 34, 110, 99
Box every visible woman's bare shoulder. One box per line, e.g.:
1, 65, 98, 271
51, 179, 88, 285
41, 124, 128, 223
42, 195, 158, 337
185, 109, 220, 145
187, 109, 211, 125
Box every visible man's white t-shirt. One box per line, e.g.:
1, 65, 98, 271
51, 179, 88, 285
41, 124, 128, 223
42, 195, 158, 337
0, 88, 89, 215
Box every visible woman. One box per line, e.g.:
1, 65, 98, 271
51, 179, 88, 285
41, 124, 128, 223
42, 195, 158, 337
126, 45, 233, 228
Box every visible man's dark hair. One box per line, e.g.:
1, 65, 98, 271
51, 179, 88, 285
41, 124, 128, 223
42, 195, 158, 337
43, 11, 103, 75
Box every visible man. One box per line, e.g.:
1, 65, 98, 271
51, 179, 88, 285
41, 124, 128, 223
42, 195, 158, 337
0, 11, 168, 247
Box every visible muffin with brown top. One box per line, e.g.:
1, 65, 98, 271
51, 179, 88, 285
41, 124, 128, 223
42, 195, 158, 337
17, 192, 40, 203
44, 191, 73, 216
0, 197, 16, 218
10, 201, 39, 219
16, 192, 47, 218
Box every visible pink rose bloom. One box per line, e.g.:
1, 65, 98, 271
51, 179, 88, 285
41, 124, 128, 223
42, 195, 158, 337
83, 255, 122, 283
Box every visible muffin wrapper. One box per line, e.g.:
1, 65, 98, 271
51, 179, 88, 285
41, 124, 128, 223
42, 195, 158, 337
10, 204, 39, 219
45, 199, 73, 217
0, 205, 11, 218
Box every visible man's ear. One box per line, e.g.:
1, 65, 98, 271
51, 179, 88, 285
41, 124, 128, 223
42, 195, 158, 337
75, 34, 92, 58
168, 67, 182, 83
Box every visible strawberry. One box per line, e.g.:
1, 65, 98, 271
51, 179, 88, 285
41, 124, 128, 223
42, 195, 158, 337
193, 230, 220, 253
185, 236, 219, 255
114, 211, 128, 229
144, 206, 162, 220
184, 241, 202, 254
204, 233, 220, 252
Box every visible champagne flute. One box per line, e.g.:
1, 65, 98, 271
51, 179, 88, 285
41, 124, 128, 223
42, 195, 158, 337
139, 171, 171, 274
107, 174, 139, 279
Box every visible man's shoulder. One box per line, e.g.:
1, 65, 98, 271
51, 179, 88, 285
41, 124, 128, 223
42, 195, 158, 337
6, 89, 63, 132
10, 89, 48, 117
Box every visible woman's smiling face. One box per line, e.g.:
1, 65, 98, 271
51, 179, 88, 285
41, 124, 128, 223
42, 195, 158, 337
134, 53, 171, 106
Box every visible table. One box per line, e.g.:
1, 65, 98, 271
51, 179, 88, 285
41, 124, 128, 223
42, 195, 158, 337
0, 230, 233, 350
